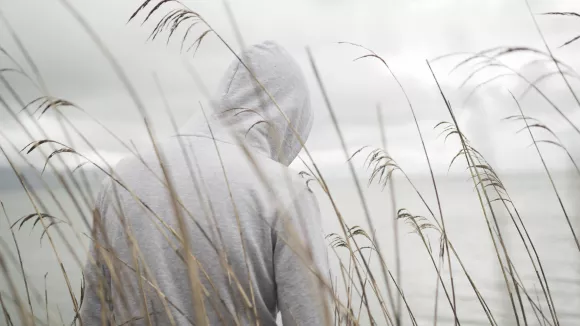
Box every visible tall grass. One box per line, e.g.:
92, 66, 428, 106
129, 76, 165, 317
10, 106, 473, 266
0, 1, 579, 325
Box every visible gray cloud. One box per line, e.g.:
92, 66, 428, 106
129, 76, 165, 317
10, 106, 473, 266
1, 0, 579, 176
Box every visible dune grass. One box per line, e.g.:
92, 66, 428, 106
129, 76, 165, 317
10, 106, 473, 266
0, 1, 579, 325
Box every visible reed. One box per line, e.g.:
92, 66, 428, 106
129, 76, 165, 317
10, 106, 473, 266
0, 1, 579, 325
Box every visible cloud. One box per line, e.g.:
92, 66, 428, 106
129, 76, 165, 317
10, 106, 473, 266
1, 0, 579, 177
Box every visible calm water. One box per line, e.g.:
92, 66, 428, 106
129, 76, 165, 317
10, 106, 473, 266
0, 171, 579, 325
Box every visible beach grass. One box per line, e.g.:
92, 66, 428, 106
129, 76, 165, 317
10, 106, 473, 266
0, 1, 579, 325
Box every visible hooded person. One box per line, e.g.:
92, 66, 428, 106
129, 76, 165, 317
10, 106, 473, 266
80, 41, 331, 325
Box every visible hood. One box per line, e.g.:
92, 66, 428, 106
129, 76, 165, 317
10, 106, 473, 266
179, 41, 313, 166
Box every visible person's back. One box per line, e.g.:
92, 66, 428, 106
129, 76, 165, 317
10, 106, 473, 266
80, 41, 331, 326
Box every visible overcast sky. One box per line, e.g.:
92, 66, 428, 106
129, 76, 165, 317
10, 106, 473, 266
1, 0, 580, 178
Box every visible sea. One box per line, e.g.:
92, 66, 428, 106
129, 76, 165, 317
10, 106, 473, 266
0, 168, 579, 325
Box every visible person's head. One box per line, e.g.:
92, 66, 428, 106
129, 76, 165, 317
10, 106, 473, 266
208, 41, 313, 166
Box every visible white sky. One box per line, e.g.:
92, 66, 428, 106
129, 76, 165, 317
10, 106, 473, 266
1, 0, 580, 177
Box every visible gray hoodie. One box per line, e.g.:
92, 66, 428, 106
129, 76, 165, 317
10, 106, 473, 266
80, 41, 330, 326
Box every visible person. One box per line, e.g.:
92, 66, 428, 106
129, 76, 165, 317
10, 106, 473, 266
80, 40, 331, 326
